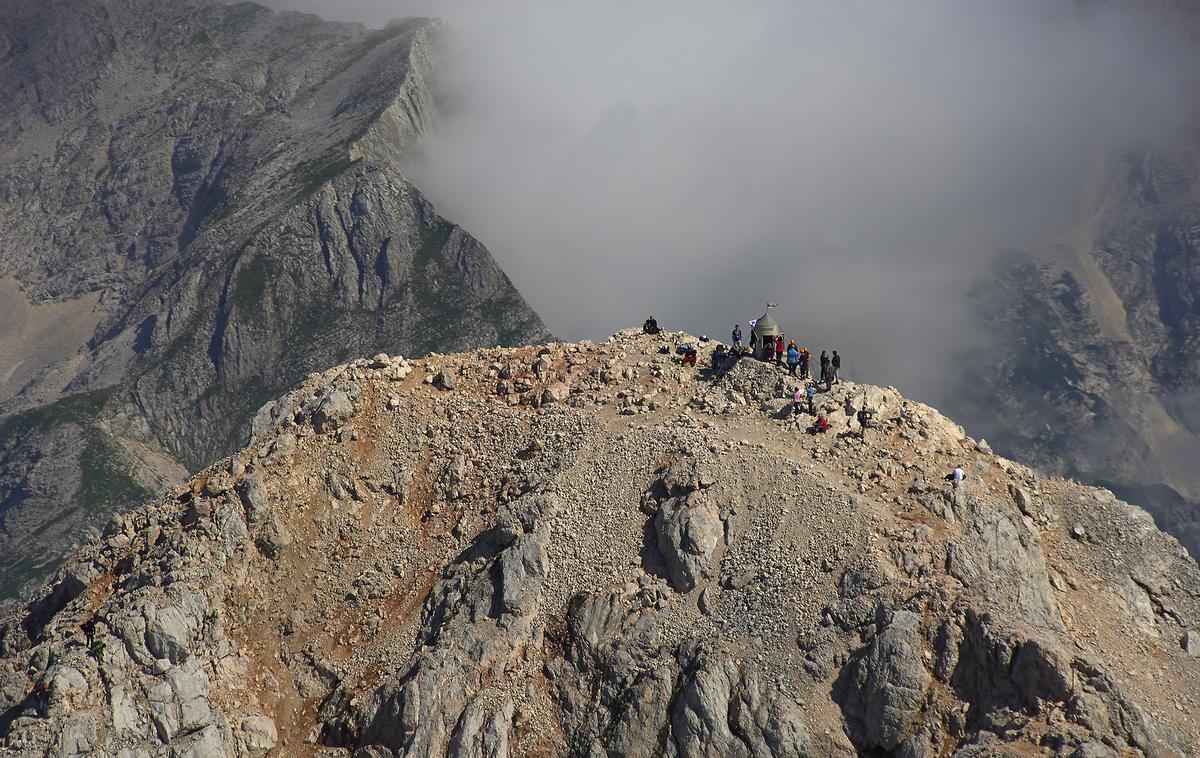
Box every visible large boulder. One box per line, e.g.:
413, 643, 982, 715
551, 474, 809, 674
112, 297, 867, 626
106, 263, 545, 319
836, 610, 931, 751
655, 493, 723, 592
314, 391, 354, 431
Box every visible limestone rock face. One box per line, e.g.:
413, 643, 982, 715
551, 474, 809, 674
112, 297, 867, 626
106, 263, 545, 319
836, 610, 930, 751
0, 0, 549, 610
655, 493, 723, 593
958, 144, 1200, 561
3, 331, 1199, 756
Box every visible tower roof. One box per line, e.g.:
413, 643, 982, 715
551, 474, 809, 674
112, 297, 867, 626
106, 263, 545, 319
755, 312, 781, 334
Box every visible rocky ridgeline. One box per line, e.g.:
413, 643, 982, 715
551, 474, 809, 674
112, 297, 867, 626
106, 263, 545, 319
2, 330, 1199, 756
0, 0, 549, 610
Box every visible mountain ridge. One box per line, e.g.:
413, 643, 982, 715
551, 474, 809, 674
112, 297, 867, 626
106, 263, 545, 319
2, 329, 1197, 756
0, 0, 549, 611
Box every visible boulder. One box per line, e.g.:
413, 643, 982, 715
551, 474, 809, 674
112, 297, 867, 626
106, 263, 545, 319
54, 713, 97, 757
836, 610, 931, 751
254, 513, 292, 559
541, 381, 570, 405
447, 695, 513, 757
1009, 484, 1035, 518
242, 714, 279, 755
314, 391, 354, 431
655, 493, 723, 592
144, 590, 209, 665
435, 369, 457, 391
1183, 630, 1200, 657
236, 472, 271, 526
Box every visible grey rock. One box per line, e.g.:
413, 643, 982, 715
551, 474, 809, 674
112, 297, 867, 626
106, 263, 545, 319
57, 561, 100, 606
836, 610, 930, 751
1183, 630, 1200, 657
541, 381, 570, 405
148, 660, 213, 743
254, 513, 292, 560
447, 695, 513, 758
110, 684, 141, 735
353, 496, 553, 753
144, 590, 210, 665
241, 714, 278, 755
214, 501, 248, 549
435, 369, 458, 391
54, 713, 98, 757
0, 668, 30, 713
1009, 484, 1035, 517
315, 392, 356, 432
655, 493, 723, 592
236, 472, 271, 527
170, 722, 230, 758
48, 665, 89, 702
1071, 742, 1119, 758
670, 651, 813, 757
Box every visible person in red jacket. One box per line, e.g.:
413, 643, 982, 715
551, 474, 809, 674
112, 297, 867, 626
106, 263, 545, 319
774, 335, 784, 365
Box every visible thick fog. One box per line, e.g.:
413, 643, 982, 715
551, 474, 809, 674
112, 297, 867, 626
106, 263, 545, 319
269, 0, 1197, 404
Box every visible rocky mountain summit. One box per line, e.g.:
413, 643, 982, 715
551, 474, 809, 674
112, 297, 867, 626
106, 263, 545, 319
3, 330, 1198, 756
0, 0, 548, 608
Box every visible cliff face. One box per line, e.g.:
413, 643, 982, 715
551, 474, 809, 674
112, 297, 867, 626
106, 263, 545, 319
2, 330, 1198, 756
960, 145, 1200, 559
0, 0, 549, 609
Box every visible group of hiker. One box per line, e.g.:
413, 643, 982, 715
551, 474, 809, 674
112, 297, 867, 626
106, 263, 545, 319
646, 312, 845, 390
645, 314, 964, 476
645, 310, 857, 434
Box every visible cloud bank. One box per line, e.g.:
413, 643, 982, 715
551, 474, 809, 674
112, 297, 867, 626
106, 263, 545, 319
268, 0, 1199, 403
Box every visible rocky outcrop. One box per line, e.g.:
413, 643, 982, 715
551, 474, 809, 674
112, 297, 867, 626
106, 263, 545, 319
2, 331, 1198, 755
0, 0, 549, 610
837, 609, 930, 752
352, 493, 553, 753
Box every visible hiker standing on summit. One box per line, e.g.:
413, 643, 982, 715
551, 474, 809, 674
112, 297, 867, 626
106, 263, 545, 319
732, 324, 742, 350
774, 335, 784, 366
786, 341, 799, 375
819, 351, 831, 390
832, 351, 842, 383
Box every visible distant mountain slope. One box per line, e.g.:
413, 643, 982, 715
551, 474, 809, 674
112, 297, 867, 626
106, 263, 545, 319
960, 145, 1200, 558
0, 0, 549, 609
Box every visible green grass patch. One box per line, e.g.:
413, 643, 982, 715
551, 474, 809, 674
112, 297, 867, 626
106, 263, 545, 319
415, 220, 453, 268
291, 149, 357, 201
232, 254, 277, 313
78, 432, 155, 513
0, 388, 116, 443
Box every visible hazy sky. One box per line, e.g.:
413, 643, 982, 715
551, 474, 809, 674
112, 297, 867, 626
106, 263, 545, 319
266, 0, 1198, 403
